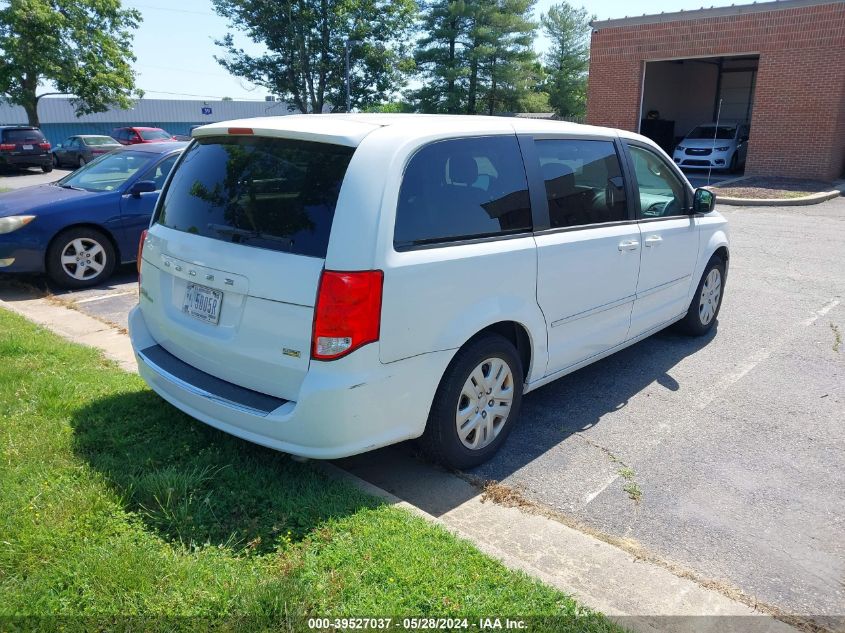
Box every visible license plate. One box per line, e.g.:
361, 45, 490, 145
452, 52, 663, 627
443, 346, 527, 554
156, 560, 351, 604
22, 144, 33, 150
183, 283, 222, 324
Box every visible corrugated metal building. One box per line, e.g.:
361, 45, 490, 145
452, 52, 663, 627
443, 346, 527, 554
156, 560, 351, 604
0, 97, 293, 146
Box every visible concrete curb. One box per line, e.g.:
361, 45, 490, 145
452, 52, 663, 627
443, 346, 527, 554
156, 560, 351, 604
0, 295, 803, 633
707, 180, 845, 207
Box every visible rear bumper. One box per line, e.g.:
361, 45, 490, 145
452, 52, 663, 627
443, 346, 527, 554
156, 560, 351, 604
129, 305, 453, 459
0, 154, 51, 168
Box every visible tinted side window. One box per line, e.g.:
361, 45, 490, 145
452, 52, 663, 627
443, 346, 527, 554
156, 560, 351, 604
627, 145, 687, 218
141, 154, 179, 191
156, 136, 354, 258
394, 136, 531, 248
534, 139, 627, 228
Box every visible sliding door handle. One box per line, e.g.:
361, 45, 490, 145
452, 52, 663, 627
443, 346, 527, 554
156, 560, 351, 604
644, 235, 663, 247
618, 240, 640, 252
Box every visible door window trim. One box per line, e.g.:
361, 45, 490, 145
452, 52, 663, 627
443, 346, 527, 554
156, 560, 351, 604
523, 134, 636, 236
392, 134, 536, 252
621, 139, 695, 220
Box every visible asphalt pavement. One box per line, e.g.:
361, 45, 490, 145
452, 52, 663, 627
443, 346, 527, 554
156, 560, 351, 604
0, 166, 73, 189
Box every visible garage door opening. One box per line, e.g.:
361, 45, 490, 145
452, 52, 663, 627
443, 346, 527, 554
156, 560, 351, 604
639, 55, 759, 179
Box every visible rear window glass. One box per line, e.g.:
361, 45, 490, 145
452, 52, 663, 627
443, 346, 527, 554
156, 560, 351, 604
140, 129, 172, 141
85, 136, 118, 146
4, 128, 45, 143
394, 136, 532, 248
155, 136, 355, 258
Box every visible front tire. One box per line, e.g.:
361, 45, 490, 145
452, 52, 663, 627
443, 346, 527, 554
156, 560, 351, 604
421, 334, 524, 469
78, 156, 86, 168
52, 154, 59, 168
46, 227, 116, 289
677, 256, 725, 336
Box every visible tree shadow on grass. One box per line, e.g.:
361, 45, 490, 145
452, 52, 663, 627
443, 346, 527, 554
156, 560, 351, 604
69, 389, 381, 555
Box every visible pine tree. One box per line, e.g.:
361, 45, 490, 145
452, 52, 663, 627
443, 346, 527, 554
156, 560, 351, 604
542, 2, 592, 119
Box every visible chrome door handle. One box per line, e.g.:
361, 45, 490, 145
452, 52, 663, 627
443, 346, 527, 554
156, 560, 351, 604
618, 240, 640, 252
644, 235, 663, 247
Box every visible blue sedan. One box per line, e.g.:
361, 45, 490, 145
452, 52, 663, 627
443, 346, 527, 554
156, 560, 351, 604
0, 142, 186, 288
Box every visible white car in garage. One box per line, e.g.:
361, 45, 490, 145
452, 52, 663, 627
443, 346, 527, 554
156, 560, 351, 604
131, 114, 729, 468
673, 123, 749, 172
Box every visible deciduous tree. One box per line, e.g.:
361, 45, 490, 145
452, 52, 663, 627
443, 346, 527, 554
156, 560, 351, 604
0, 0, 142, 127
213, 0, 417, 114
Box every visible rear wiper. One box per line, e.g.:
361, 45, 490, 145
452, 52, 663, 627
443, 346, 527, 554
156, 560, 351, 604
207, 224, 293, 247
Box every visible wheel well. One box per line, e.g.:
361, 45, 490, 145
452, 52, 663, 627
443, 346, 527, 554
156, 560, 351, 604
712, 246, 729, 278
45, 224, 122, 266
472, 321, 532, 378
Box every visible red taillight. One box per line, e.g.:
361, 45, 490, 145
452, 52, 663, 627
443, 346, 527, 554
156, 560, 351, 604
39, 142, 51, 150
0, 144, 15, 151
312, 270, 383, 360
228, 127, 253, 135
137, 229, 148, 275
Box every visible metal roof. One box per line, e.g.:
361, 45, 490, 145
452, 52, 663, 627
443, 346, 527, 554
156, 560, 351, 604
591, 0, 842, 30
0, 97, 293, 125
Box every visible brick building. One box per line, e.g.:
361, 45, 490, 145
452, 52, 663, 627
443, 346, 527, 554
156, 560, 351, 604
586, 0, 845, 181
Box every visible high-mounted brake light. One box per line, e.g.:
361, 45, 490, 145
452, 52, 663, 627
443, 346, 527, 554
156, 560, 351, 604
312, 270, 383, 360
228, 127, 254, 135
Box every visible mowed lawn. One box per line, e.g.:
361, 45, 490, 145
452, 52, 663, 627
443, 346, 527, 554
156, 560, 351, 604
0, 308, 619, 631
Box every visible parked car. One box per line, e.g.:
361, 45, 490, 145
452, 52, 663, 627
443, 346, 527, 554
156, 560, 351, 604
672, 123, 750, 172
52, 135, 122, 168
130, 115, 728, 469
112, 127, 177, 145
0, 142, 186, 288
0, 126, 52, 173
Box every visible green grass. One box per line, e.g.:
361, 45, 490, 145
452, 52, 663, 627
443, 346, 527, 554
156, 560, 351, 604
0, 187, 11, 193
0, 308, 619, 631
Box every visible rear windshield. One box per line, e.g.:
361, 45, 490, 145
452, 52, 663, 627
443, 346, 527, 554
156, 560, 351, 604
140, 129, 172, 141
85, 136, 119, 146
3, 128, 46, 143
155, 136, 355, 258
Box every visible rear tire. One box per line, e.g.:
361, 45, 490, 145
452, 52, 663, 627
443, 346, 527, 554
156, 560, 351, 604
42, 163, 53, 173
421, 334, 524, 469
677, 256, 725, 336
46, 227, 116, 289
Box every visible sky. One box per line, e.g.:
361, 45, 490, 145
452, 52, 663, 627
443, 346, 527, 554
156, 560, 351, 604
126, 0, 744, 101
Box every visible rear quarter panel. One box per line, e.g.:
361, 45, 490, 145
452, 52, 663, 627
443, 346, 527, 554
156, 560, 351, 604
330, 127, 548, 382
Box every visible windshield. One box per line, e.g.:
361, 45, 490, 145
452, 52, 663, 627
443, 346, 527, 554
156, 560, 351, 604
155, 136, 354, 257
687, 126, 736, 140
139, 129, 172, 141
57, 151, 153, 192
84, 136, 119, 146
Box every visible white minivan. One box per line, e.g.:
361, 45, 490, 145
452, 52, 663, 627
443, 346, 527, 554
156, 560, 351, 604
130, 114, 728, 468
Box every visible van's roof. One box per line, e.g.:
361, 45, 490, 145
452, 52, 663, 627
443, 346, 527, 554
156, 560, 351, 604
192, 113, 621, 147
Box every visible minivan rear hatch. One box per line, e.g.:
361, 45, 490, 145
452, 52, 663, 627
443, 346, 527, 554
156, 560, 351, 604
140, 131, 358, 401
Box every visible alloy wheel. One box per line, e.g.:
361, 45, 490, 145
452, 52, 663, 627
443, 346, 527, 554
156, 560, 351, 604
59, 237, 107, 281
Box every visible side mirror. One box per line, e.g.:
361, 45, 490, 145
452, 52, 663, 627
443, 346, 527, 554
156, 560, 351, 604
129, 180, 157, 198
55, 143, 63, 149
693, 188, 715, 214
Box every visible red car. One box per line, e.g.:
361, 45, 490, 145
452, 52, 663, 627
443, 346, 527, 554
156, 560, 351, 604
111, 127, 176, 145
